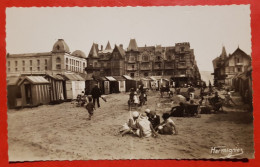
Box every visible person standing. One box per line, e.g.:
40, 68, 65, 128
91, 84, 102, 108
85, 97, 95, 120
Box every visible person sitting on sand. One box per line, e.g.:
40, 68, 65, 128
156, 113, 178, 135
120, 111, 140, 136
148, 110, 160, 129
136, 113, 158, 138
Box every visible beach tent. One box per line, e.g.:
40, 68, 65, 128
18, 76, 50, 107
61, 74, 85, 100
44, 74, 65, 103
7, 76, 21, 109
113, 76, 126, 93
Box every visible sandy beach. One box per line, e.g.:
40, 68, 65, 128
8, 89, 254, 161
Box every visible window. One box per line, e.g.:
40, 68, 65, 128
45, 59, 47, 65
130, 56, 135, 61
144, 72, 148, 77
237, 67, 242, 72
158, 64, 161, 68
37, 67, 40, 71
56, 64, 61, 70
8, 61, 10, 67
66, 58, 68, 63
94, 62, 97, 67
56, 57, 61, 63
132, 65, 135, 69
143, 55, 149, 61
30, 60, 32, 66
66, 65, 68, 70
15, 61, 18, 66
45, 66, 47, 70
30, 67, 32, 71
22, 60, 25, 66
180, 47, 185, 52
130, 73, 135, 77
8, 68, 10, 72
83, 63, 85, 68
37, 60, 40, 65
157, 56, 160, 61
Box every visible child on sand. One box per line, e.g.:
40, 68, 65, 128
157, 113, 178, 135
86, 97, 95, 120
120, 111, 140, 136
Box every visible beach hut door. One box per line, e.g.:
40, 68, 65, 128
24, 84, 32, 105
66, 82, 73, 99
104, 81, 109, 95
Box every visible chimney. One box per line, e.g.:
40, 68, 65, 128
120, 44, 123, 49
101, 45, 103, 51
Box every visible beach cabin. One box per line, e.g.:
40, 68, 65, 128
18, 76, 50, 107
105, 76, 119, 93
44, 74, 65, 103
140, 77, 151, 89
113, 76, 126, 93
61, 74, 85, 100
123, 75, 137, 92
93, 76, 109, 95
7, 76, 21, 109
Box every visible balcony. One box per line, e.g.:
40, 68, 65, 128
177, 65, 187, 69
140, 66, 151, 71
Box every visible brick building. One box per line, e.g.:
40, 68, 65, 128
86, 39, 201, 86
212, 46, 251, 86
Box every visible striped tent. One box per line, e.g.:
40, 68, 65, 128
45, 74, 65, 103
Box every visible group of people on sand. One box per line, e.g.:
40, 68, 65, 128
120, 109, 178, 138
128, 87, 147, 109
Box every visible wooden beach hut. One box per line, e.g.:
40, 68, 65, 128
7, 76, 21, 109
61, 74, 85, 100
105, 76, 119, 93
113, 76, 126, 93
123, 75, 137, 92
18, 76, 50, 107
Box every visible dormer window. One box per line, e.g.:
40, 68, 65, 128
56, 57, 61, 63
56, 45, 60, 50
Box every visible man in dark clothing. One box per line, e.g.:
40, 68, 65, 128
91, 84, 101, 108
148, 110, 160, 129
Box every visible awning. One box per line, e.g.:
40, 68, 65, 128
63, 74, 85, 81
122, 75, 133, 80
105, 76, 117, 81
113, 76, 126, 81
46, 74, 64, 80
93, 76, 107, 81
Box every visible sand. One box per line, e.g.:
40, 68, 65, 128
7, 89, 254, 161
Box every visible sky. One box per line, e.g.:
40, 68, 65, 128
6, 5, 251, 72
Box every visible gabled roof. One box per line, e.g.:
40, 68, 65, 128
127, 39, 138, 51
7, 76, 20, 86
231, 47, 251, 59
138, 46, 155, 52
105, 41, 112, 50
113, 45, 126, 58
18, 76, 50, 86
88, 43, 99, 59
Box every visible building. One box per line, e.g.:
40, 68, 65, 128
6, 39, 87, 77
212, 46, 251, 86
85, 39, 201, 86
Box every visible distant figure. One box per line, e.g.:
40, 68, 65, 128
91, 84, 102, 108
86, 97, 95, 120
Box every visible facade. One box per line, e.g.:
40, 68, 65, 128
212, 46, 251, 86
6, 39, 87, 77
86, 39, 201, 86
